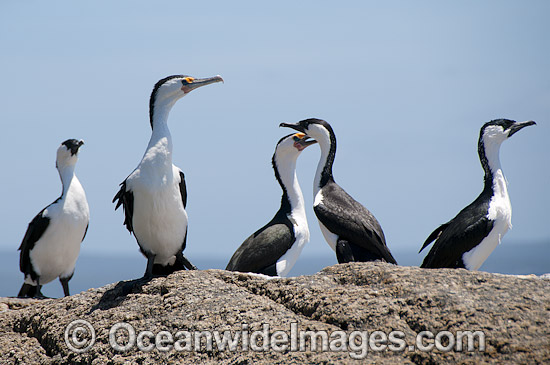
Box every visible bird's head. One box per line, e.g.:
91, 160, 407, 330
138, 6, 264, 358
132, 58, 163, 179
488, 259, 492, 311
149, 75, 223, 127
56, 139, 84, 169
279, 118, 335, 147
272, 133, 317, 184
478, 119, 536, 179
480, 119, 536, 146
275, 132, 317, 157
152, 75, 224, 99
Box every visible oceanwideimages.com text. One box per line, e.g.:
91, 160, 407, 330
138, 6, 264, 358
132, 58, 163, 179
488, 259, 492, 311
65, 320, 486, 359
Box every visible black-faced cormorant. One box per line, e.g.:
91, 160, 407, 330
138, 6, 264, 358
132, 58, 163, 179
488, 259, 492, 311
420, 119, 536, 269
226, 132, 316, 276
281, 118, 397, 264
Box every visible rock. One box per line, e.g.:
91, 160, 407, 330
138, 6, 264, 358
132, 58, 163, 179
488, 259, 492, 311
0, 263, 548, 364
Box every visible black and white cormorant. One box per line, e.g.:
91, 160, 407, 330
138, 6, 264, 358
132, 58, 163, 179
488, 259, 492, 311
281, 118, 397, 264
18, 139, 89, 298
113, 75, 223, 278
420, 119, 536, 270
226, 132, 317, 276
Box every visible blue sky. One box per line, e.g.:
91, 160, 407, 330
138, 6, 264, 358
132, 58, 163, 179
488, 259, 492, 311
1, 1, 548, 272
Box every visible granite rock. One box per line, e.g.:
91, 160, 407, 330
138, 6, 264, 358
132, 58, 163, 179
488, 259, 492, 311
1, 263, 549, 364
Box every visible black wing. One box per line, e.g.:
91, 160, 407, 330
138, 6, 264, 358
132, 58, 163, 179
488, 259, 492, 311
420, 195, 494, 268
419, 223, 450, 253
113, 179, 134, 233
314, 181, 397, 264
18, 208, 50, 278
226, 215, 295, 275
178, 170, 187, 208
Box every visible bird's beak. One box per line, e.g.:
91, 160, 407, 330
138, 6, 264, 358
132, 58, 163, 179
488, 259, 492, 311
182, 75, 224, 93
280, 122, 306, 133
70, 140, 84, 155
508, 120, 536, 137
293, 133, 317, 151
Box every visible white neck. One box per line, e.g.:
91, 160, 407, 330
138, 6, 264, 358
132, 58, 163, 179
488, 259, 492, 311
484, 138, 503, 176
484, 138, 511, 221
58, 164, 78, 198
144, 101, 176, 167
152, 95, 178, 128
483, 137, 509, 198
276, 154, 306, 216
313, 138, 331, 196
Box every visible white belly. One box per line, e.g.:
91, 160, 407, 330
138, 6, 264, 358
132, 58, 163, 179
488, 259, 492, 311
462, 220, 509, 270
463, 182, 512, 271
28, 207, 88, 285
130, 182, 188, 266
276, 215, 310, 277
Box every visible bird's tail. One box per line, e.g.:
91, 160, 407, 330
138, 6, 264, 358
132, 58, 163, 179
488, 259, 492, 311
17, 283, 38, 298
152, 253, 198, 275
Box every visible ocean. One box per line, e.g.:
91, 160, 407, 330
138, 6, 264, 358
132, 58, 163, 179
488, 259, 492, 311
2, 241, 548, 299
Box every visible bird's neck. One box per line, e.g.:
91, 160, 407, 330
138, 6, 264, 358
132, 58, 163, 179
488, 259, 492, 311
482, 139, 511, 229
58, 164, 80, 198
150, 94, 179, 129
145, 101, 175, 166
313, 136, 336, 196
479, 138, 504, 192
274, 155, 306, 218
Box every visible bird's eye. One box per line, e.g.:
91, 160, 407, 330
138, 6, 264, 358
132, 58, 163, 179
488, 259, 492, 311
183, 77, 195, 84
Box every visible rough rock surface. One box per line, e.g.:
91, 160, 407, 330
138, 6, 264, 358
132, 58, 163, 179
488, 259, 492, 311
1, 263, 549, 364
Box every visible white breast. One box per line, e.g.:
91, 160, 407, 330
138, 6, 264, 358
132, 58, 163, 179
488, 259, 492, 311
276, 212, 310, 277
463, 170, 511, 270
127, 164, 187, 265
486, 170, 512, 225
28, 179, 89, 285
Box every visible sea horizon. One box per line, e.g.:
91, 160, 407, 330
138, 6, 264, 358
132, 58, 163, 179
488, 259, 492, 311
2, 240, 548, 299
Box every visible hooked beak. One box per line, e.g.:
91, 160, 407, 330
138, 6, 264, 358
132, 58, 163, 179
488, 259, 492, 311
508, 120, 536, 137
182, 75, 224, 93
280, 122, 306, 133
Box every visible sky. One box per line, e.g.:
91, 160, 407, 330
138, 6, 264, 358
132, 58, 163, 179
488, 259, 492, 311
1, 1, 548, 276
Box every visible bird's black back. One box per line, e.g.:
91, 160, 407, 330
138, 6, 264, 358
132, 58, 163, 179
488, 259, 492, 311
226, 202, 295, 275
314, 180, 397, 264
420, 186, 495, 268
